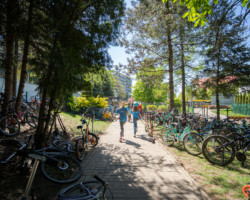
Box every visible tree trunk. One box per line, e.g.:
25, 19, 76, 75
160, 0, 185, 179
12, 39, 18, 97
180, 28, 186, 115
3, 0, 15, 115
15, 0, 34, 111
35, 87, 47, 149
166, 1, 174, 109
216, 45, 221, 119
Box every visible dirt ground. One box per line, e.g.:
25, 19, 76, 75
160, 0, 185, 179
0, 125, 70, 200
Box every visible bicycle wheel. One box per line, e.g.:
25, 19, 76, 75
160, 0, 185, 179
58, 181, 103, 200
26, 112, 38, 128
0, 115, 20, 136
41, 154, 82, 184
242, 185, 250, 198
53, 140, 74, 152
202, 135, 235, 166
100, 187, 113, 200
160, 127, 175, 146
75, 139, 86, 161
183, 132, 203, 156
88, 132, 98, 148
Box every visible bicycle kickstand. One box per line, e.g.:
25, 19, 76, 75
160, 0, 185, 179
20, 154, 47, 200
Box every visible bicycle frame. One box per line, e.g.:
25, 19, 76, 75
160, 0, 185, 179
163, 124, 191, 141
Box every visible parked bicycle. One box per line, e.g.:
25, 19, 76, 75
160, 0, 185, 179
53, 113, 98, 161
160, 118, 204, 156
0, 135, 82, 184
202, 130, 250, 167
57, 174, 113, 200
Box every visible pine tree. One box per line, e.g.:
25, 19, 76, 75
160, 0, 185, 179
202, 0, 250, 118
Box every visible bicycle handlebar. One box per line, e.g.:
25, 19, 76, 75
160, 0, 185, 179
93, 174, 108, 187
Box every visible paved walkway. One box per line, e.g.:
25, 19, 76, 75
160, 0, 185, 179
194, 108, 227, 119
80, 121, 210, 200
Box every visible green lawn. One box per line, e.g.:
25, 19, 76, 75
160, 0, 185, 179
60, 112, 111, 136
153, 128, 249, 200
211, 109, 249, 117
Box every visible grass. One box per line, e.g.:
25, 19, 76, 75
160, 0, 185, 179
211, 109, 249, 117
153, 128, 250, 200
59, 112, 112, 136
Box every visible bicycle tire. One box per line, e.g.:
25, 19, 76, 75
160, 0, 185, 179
75, 139, 86, 161
88, 132, 98, 148
53, 140, 70, 150
202, 135, 235, 166
183, 132, 203, 156
26, 112, 38, 128
160, 127, 175, 146
0, 115, 20, 136
100, 187, 113, 200
41, 154, 82, 184
242, 185, 250, 198
58, 181, 103, 200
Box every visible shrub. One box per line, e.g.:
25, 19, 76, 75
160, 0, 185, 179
88, 96, 108, 108
68, 95, 108, 112
147, 105, 157, 111
158, 105, 168, 112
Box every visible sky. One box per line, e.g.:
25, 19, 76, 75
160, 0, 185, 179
108, 0, 250, 88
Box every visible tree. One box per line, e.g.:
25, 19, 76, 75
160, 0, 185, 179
121, 0, 178, 109
2, 0, 17, 116
163, 0, 250, 27
122, 0, 202, 111
113, 78, 126, 99
202, 0, 250, 118
92, 70, 114, 97
15, 0, 34, 110
24, 0, 125, 148
132, 67, 168, 103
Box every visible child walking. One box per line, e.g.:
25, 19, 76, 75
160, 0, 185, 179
127, 103, 132, 122
116, 101, 128, 142
131, 102, 142, 137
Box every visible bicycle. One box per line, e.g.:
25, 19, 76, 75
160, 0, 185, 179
53, 113, 98, 161
144, 112, 155, 143
57, 174, 113, 200
202, 131, 250, 167
161, 119, 203, 156
243, 183, 250, 200
0, 135, 82, 184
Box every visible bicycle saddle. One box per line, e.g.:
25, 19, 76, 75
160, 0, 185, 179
77, 125, 83, 129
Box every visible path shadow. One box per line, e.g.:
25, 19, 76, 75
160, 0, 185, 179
137, 134, 153, 143
76, 144, 210, 200
124, 139, 141, 149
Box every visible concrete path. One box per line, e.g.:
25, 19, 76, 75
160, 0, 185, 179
194, 108, 227, 119
80, 120, 210, 200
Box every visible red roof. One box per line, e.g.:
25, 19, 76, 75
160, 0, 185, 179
194, 76, 237, 88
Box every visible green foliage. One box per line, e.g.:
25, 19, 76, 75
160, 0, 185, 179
147, 105, 157, 111
239, 93, 242, 104
234, 94, 238, 103
68, 95, 108, 111
88, 96, 108, 108
162, 0, 250, 26
243, 93, 246, 104
132, 67, 168, 103
174, 97, 182, 108
91, 70, 114, 97
158, 105, 168, 112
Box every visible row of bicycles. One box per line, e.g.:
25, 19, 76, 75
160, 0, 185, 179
0, 94, 112, 199
143, 110, 249, 168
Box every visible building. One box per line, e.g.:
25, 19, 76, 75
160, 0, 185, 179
112, 72, 132, 98
0, 69, 39, 101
